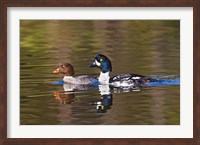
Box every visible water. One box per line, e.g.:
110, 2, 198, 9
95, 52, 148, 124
20, 20, 180, 125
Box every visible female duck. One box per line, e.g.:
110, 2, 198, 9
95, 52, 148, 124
53, 62, 97, 85
90, 54, 152, 87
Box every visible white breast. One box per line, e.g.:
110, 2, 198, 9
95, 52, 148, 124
98, 72, 110, 84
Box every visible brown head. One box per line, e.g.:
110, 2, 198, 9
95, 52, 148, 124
53, 62, 74, 76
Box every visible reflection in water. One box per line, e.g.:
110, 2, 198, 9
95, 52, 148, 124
91, 94, 113, 113
52, 75, 180, 118
53, 78, 179, 114
53, 83, 113, 113
54, 91, 75, 104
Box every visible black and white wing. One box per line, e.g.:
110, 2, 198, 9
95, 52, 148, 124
110, 74, 145, 82
109, 74, 147, 87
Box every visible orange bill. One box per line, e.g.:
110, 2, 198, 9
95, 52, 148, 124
53, 68, 60, 74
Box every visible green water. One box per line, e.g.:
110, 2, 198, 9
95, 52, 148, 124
20, 20, 180, 125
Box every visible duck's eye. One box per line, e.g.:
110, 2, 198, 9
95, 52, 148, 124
62, 65, 65, 68
100, 58, 103, 62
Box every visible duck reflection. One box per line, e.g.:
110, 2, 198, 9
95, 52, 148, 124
53, 83, 94, 105
54, 91, 75, 104
53, 82, 141, 113
53, 82, 114, 113
89, 84, 113, 113
89, 94, 113, 113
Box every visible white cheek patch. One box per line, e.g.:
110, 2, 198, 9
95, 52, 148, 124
95, 59, 101, 66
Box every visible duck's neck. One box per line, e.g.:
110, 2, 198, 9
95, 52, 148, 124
98, 71, 110, 84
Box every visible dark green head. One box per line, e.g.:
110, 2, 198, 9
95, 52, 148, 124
90, 54, 112, 73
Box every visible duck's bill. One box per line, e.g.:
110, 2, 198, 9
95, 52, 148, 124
89, 61, 97, 67
53, 68, 60, 74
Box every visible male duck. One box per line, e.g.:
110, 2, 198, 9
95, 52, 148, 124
90, 54, 152, 87
53, 62, 97, 85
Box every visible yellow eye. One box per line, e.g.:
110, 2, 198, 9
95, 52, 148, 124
100, 58, 103, 62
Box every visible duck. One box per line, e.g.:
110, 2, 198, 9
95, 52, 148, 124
90, 54, 153, 87
53, 62, 97, 85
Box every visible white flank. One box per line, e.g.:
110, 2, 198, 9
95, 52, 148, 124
112, 81, 135, 87
63, 76, 76, 83
132, 77, 140, 79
